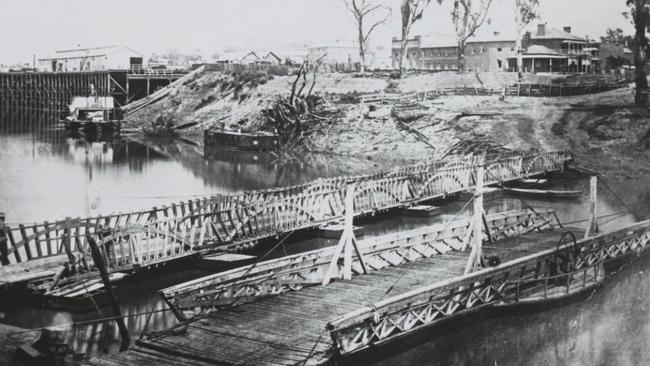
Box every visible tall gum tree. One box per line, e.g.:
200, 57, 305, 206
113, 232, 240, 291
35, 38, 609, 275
451, 0, 494, 72
399, 0, 443, 74
514, 0, 539, 82
626, 0, 649, 106
344, 0, 392, 73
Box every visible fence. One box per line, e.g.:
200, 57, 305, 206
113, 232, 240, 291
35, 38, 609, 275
362, 82, 626, 104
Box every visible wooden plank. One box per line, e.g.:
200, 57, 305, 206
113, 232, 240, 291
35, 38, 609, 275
43, 221, 53, 256
18, 224, 33, 260
7, 229, 21, 263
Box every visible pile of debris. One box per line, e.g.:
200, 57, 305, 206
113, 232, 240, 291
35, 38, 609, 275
391, 100, 429, 123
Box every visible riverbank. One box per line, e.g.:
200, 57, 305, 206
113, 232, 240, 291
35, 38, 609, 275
124, 70, 647, 174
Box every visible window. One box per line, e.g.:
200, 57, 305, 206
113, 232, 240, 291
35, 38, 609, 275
497, 48, 502, 52
497, 60, 503, 68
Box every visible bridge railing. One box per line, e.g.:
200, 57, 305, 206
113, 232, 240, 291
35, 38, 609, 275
0, 195, 236, 266
0, 151, 572, 268
159, 208, 560, 319
327, 219, 650, 356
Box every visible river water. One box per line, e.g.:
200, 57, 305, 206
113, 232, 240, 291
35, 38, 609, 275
0, 120, 649, 364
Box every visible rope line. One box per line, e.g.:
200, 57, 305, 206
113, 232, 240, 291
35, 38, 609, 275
379, 196, 475, 300
301, 328, 328, 366
484, 169, 558, 229
597, 176, 638, 218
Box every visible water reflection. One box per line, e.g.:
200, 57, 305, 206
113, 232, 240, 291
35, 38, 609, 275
1, 116, 650, 364
365, 252, 650, 366
0, 119, 378, 224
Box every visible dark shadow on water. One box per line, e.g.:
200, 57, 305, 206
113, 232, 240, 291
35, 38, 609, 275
351, 252, 650, 366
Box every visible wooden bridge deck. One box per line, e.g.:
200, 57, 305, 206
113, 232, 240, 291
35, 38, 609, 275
85, 227, 583, 366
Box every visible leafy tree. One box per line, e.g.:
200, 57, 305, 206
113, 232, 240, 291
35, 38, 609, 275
344, 0, 392, 73
451, 0, 495, 72
514, 0, 539, 81
398, 0, 443, 74
600, 27, 627, 43
605, 55, 630, 69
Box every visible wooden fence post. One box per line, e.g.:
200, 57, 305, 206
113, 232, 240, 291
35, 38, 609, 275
465, 164, 485, 274
0, 212, 8, 265
584, 176, 599, 239
322, 183, 368, 285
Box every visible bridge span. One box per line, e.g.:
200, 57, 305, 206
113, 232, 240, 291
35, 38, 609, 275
0, 150, 571, 299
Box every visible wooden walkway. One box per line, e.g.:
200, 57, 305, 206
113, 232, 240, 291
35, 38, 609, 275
85, 222, 582, 366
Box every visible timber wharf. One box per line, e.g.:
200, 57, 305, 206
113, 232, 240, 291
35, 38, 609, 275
0, 68, 187, 117
81, 172, 650, 366
0, 151, 572, 303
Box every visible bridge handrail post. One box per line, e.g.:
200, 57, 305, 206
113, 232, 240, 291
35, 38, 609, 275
0, 212, 8, 265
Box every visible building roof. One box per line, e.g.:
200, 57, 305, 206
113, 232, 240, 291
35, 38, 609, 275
531, 26, 586, 42
417, 33, 515, 49
309, 41, 358, 50
216, 51, 259, 62
38, 45, 143, 61
270, 48, 308, 62
524, 45, 561, 55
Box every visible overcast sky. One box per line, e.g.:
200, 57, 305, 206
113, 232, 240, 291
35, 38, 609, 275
0, 0, 633, 64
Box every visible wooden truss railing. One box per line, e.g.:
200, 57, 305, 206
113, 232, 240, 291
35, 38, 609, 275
326, 219, 650, 356
1, 150, 572, 270
159, 208, 559, 319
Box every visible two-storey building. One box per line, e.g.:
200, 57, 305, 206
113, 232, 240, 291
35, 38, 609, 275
392, 24, 599, 74
507, 25, 598, 73
392, 32, 515, 72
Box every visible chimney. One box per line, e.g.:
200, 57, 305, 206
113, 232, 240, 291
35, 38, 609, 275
493, 31, 501, 37
563, 26, 572, 34
537, 24, 546, 36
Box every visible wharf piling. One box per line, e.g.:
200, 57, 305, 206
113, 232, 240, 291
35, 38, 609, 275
0, 71, 128, 115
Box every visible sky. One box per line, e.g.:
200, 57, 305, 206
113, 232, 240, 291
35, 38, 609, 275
0, 0, 634, 64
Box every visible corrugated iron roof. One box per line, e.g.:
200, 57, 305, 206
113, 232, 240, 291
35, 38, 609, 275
524, 45, 561, 55
38, 46, 142, 61
532, 26, 586, 42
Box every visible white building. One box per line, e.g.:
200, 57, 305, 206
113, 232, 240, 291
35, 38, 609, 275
38, 45, 145, 72
308, 41, 362, 65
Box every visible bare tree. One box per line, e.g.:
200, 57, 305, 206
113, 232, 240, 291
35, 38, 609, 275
344, 0, 392, 73
626, 0, 649, 107
399, 0, 442, 74
451, 0, 494, 72
514, 0, 539, 82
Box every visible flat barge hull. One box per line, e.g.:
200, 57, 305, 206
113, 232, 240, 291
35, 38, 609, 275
204, 129, 279, 151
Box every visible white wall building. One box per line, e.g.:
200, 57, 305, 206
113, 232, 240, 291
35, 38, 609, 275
38, 45, 145, 72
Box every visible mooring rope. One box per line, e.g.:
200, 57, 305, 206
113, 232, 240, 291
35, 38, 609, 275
597, 176, 639, 218
379, 196, 475, 300
300, 328, 328, 366
483, 168, 559, 230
